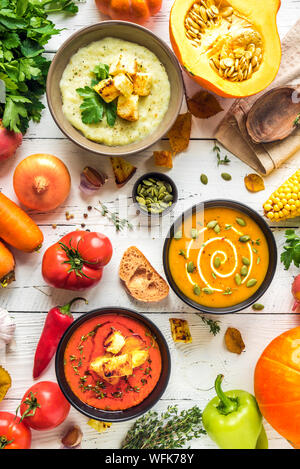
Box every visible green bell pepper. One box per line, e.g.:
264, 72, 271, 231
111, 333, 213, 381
202, 375, 268, 449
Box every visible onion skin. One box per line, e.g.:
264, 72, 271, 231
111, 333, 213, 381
0, 119, 22, 161
13, 154, 71, 212
292, 274, 300, 311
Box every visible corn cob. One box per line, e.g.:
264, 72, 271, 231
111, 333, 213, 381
263, 169, 300, 221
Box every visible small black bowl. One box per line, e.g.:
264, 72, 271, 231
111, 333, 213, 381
132, 172, 178, 218
55, 307, 171, 422
163, 199, 277, 314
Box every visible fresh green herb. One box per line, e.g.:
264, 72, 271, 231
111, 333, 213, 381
76, 63, 117, 127
213, 142, 231, 166
0, 0, 78, 133
281, 229, 300, 269
122, 405, 206, 449
95, 201, 133, 231
198, 315, 220, 335
294, 114, 300, 126
179, 249, 187, 259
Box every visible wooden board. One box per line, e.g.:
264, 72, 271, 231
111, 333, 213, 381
0, 0, 299, 450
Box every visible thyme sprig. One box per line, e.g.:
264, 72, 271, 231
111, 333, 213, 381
213, 142, 230, 166
198, 315, 221, 336
122, 405, 206, 449
95, 202, 133, 232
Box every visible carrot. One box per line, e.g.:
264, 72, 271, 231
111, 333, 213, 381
0, 193, 43, 252
0, 241, 15, 286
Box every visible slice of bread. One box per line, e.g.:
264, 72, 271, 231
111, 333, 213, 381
119, 246, 169, 302
110, 157, 137, 187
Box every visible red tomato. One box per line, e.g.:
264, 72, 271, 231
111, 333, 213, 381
42, 231, 113, 291
0, 412, 31, 449
20, 381, 70, 431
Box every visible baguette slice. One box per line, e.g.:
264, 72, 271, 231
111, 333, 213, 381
119, 246, 169, 302
110, 157, 137, 187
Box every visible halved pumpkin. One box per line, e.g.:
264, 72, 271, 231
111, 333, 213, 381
170, 0, 281, 98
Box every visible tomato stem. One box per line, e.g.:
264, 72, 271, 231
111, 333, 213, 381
19, 392, 41, 422
0, 436, 14, 449
59, 239, 96, 280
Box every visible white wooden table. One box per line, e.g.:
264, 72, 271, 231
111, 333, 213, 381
1, 0, 299, 450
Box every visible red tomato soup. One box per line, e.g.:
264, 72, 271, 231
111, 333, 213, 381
64, 314, 162, 411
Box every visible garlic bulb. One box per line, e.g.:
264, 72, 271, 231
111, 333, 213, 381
0, 308, 16, 358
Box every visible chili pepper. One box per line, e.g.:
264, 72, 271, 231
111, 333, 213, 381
202, 375, 268, 449
33, 297, 87, 379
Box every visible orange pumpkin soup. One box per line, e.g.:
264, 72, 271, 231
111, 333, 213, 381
64, 314, 162, 411
168, 207, 269, 308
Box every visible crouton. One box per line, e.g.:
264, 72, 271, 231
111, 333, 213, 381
169, 318, 192, 343
154, 150, 173, 169
113, 73, 133, 97
90, 354, 133, 379
131, 349, 149, 368
104, 330, 125, 355
109, 55, 137, 77
133, 73, 152, 96
110, 157, 137, 187
117, 94, 139, 121
94, 78, 120, 103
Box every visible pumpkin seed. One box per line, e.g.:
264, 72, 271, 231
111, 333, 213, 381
191, 228, 199, 239
136, 196, 145, 205
235, 273, 242, 286
257, 257, 261, 265
135, 177, 174, 214
242, 256, 250, 266
207, 220, 218, 229
143, 179, 153, 186
252, 303, 264, 310
174, 230, 182, 240
193, 284, 201, 296
236, 217, 246, 227
214, 257, 221, 268
214, 224, 221, 234
203, 287, 213, 295
212, 272, 217, 279
187, 261, 195, 273
221, 172, 232, 181
225, 224, 232, 230
239, 235, 251, 243
163, 194, 173, 203
246, 279, 257, 288
240, 265, 248, 276
200, 173, 208, 185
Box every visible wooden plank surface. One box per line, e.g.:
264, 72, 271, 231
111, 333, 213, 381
0, 0, 299, 450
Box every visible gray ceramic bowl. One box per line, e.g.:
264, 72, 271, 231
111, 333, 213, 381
46, 21, 184, 157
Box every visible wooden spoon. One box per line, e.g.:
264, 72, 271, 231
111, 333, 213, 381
246, 86, 300, 144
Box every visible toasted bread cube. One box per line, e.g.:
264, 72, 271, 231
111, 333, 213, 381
110, 157, 137, 187
154, 150, 173, 169
109, 55, 137, 77
169, 318, 192, 343
90, 354, 133, 379
133, 73, 152, 96
117, 94, 139, 122
94, 78, 120, 103
131, 349, 149, 368
104, 330, 125, 355
113, 73, 133, 97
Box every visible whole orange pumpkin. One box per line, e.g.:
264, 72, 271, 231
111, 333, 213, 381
95, 0, 162, 23
254, 327, 300, 447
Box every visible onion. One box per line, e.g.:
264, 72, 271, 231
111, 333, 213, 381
292, 274, 300, 311
13, 154, 71, 212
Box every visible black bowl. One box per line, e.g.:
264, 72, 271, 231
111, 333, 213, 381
163, 199, 277, 314
132, 172, 178, 218
55, 307, 171, 422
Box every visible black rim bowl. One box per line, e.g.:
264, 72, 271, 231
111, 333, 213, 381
163, 199, 277, 314
132, 172, 178, 218
55, 307, 171, 422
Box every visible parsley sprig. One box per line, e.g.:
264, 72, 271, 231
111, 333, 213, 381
122, 405, 206, 449
76, 63, 117, 127
0, 0, 78, 133
281, 229, 300, 270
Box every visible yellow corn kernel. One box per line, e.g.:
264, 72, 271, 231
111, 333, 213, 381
263, 169, 300, 221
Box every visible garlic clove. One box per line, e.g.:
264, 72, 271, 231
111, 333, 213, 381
61, 425, 83, 449
80, 167, 108, 195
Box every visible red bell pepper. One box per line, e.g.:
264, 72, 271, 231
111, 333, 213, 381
33, 297, 86, 379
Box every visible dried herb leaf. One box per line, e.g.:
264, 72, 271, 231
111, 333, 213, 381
244, 174, 265, 193
187, 91, 223, 119
0, 366, 11, 402
153, 151, 173, 169
167, 112, 192, 154
224, 327, 245, 354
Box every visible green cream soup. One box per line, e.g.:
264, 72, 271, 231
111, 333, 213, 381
60, 37, 171, 146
